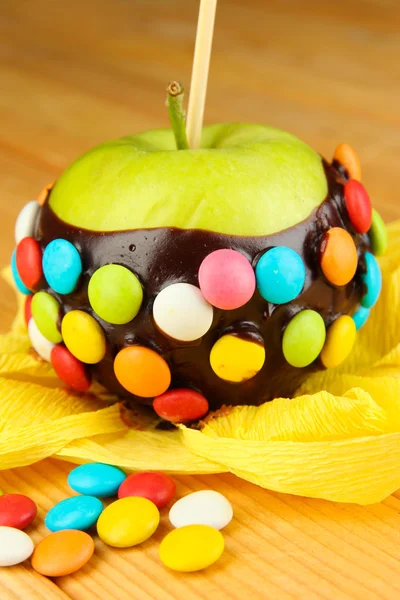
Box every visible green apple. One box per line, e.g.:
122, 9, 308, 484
50, 123, 327, 236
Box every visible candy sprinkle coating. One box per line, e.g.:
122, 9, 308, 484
42, 238, 82, 295
283, 310, 326, 368
153, 389, 209, 423
361, 252, 382, 308
210, 334, 265, 382
62, 310, 106, 364
114, 346, 171, 397
31, 292, 63, 344
320, 315, 357, 369
255, 246, 306, 304
159, 525, 224, 572
369, 209, 388, 257
320, 228, 358, 287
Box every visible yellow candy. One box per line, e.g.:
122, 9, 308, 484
159, 525, 224, 572
320, 315, 357, 369
210, 335, 265, 382
61, 310, 106, 364
97, 497, 159, 548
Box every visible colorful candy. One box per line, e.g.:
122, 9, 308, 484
88, 264, 143, 325
255, 246, 306, 304
15, 201, 40, 245
282, 310, 326, 368
45, 496, 103, 532
31, 292, 62, 344
51, 345, 92, 392
169, 490, 233, 530
320, 227, 358, 286
210, 334, 265, 382
24, 295, 33, 326
153, 389, 209, 423
344, 180, 372, 234
153, 283, 213, 341
369, 209, 388, 257
97, 497, 160, 548
36, 181, 54, 206
118, 472, 176, 509
11, 250, 31, 295
68, 463, 126, 498
0, 527, 34, 567
61, 310, 106, 364
42, 238, 82, 294
361, 252, 382, 308
352, 306, 370, 330
28, 318, 55, 361
15, 237, 43, 290
31, 530, 94, 576
0, 494, 37, 530
159, 525, 224, 572
320, 316, 357, 369
114, 346, 171, 397
333, 143, 361, 181
198, 249, 255, 310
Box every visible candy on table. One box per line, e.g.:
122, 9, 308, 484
114, 345, 171, 397
255, 246, 306, 304
118, 472, 176, 509
320, 316, 357, 369
361, 252, 382, 308
15, 201, 40, 245
153, 389, 209, 423
68, 463, 126, 498
24, 295, 33, 326
11, 249, 32, 295
153, 282, 213, 342
0, 494, 37, 530
198, 249, 256, 310
45, 496, 104, 532
31, 292, 63, 344
169, 490, 233, 530
61, 310, 106, 364
369, 209, 388, 256
352, 306, 371, 330
97, 497, 160, 548
344, 179, 372, 234
0, 526, 35, 567
320, 227, 358, 286
210, 334, 265, 382
42, 238, 82, 294
51, 345, 92, 392
283, 309, 326, 368
28, 318, 55, 362
159, 524, 224, 572
333, 143, 361, 181
31, 530, 94, 577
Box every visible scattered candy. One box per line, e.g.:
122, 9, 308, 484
42, 238, 82, 294
61, 310, 106, 364
11, 250, 31, 295
283, 310, 326, 368
361, 252, 382, 308
320, 316, 357, 369
51, 345, 92, 392
153, 283, 213, 342
0, 494, 37, 530
198, 249, 255, 310
114, 346, 171, 397
255, 246, 306, 304
15, 237, 43, 290
352, 306, 371, 330
369, 209, 388, 257
333, 143, 361, 181
153, 389, 209, 423
169, 490, 233, 530
31, 292, 62, 344
159, 525, 224, 572
14, 201, 40, 245
320, 227, 358, 286
97, 497, 160, 548
344, 180, 372, 234
68, 463, 126, 498
28, 318, 55, 362
45, 496, 103, 532
31, 530, 94, 577
118, 472, 176, 509
0, 527, 34, 567
36, 181, 55, 206
88, 264, 143, 325
210, 334, 265, 382
24, 295, 33, 326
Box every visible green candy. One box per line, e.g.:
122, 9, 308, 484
369, 209, 388, 257
88, 265, 143, 325
31, 292, 63, 344
283, 310, 326, 368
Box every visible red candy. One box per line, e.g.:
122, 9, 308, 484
16, 237, 43, 290
24, 295, 33, 327
51, 345, 92, 392
0, 494, 37, 530
344, 179, 372, 234
153, 388, 209, 423
118, 472, 176, 509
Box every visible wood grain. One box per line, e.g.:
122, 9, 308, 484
1, 0, 400, 598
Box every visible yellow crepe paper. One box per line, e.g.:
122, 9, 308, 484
1, 221, 400, 504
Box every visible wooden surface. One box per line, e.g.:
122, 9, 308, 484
1, 0, 400, 598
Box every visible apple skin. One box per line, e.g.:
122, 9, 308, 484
49, 123, 328, 236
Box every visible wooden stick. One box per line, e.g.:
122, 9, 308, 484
186, 0, 218, 149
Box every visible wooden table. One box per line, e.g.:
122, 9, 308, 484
1, 1, 400, 598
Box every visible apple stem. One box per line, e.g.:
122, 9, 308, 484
166, 81, 189, 150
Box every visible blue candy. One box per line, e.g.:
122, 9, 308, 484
43, 239, 82, 295
45, 495, 103, 532
361, 252, 382, 308
255, 246, 306, 304
352, 306, 370, 330
11, 250, 32, 295
68, 463, 126, 498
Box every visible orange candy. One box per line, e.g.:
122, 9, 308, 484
320, 228, 358, 286
31, 530, 94, 577
114, 346, 171, 398
36, 181, 55, 206
333, 143, 361, 182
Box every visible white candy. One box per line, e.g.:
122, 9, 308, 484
169, 490, 233, 530
14, 201, 40, 245
0, 526, 34, 567
153, 283, 213, 342
28, 318, 55, 362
